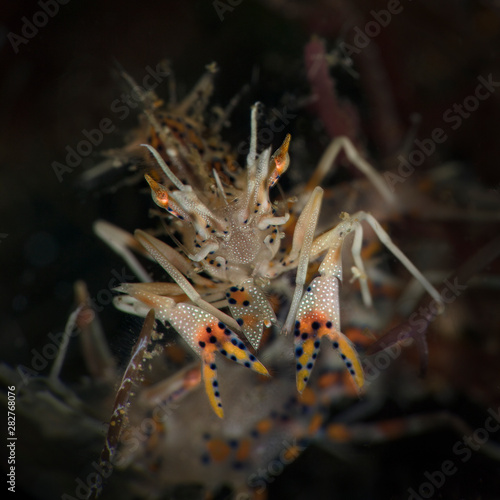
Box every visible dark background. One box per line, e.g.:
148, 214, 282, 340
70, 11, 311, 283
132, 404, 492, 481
1, 1, 500, 499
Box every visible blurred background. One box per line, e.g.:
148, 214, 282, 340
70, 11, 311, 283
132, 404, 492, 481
1, 1, 500, 499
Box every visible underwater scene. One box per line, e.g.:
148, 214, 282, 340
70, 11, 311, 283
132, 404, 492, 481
1, 1, 500, 499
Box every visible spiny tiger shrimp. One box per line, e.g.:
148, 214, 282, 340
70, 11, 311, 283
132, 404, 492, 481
93, 62, 443, 423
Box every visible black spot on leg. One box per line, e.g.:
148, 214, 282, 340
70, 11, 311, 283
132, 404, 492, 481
206, 327, 212, 333
243, 300, 250, 307
332, 341, 339, 349
237, 318, 244, 326
199, 341, 206, 348
312, 321, 320, 330
301, 333, 308, 340
209, 336, 217, 343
